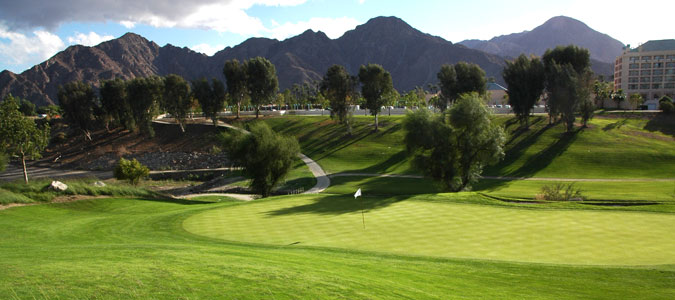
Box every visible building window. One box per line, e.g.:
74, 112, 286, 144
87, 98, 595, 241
628, 84, 638, 90
629, 63, 639, 69
654, 69, 664, 75
641, 70, 652, 76
667, 69, 675, 75
640, 77, 651, 82
628, 77, 638, 83
654, 55, 664, 61
654, 62, 664, 68
667, 55, 675, 60
642, 63, 652, 68
641, 56, 652, 61
665, 83, 675, 88
653, 76, 663, 82
666, 76, 675, 82
653, 83, 662, 89
666, 62, 675, 68
629, 70, 639, 76
629, 56, 640, 62
640, 84, 650, 89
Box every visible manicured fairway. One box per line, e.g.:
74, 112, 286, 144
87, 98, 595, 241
2, 198, 674, 299
184, 194, 675, 265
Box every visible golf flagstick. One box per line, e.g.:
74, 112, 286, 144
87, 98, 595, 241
354, 188, 364, 229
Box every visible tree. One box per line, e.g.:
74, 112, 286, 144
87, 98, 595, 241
126, 76, 164, 136
224, 122, 300, 197
543, 45, 592, 132
437, 62, 487, 111
223, 59, 248, 119
403, 93, 505, 192
100, 78, 133, 131
629, 93, 643, 110
161, 74, 192, 132
192, 77, 225, 126
321, 65, 357, 133
245, 57, 278, 118
114, 158, 149, 185
593, 80, 612, 109
502, 54, 545, 128
57, 81, 97, 140
19, 99, 36, 116
611, 89, 626, 110
359, 63, 394, 131
0, 95, 50, 183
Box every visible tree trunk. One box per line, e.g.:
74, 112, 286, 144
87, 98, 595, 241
83, 129, 92, 141
388, 106, 391, 116
21, 152, 28, 184
256, 106, 260, 118
237, 102, 241, 119
178, 121, 185, 133
374, 114, 379, 131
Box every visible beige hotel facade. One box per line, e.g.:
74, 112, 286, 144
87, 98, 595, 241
614, 40, 675, 109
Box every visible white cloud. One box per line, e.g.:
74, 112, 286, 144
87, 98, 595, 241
67, 32, 114, 46
191, 43, 225, 56
0, 26, 65, 66
268, 17, 360, 40
120, 20, 136, 29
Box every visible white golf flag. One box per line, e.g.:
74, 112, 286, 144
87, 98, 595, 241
354, 188, 362, 198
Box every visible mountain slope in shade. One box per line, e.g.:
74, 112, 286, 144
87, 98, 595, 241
459, 16, 624, 74
1, 16, 507, 106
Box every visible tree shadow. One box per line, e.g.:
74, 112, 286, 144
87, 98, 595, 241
644, 114, 675, 137
266, 194, 411, 216
483, 122, 553, 177
602, 118, 628, 131
509, 129, 580, 178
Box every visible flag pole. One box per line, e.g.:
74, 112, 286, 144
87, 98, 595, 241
354, 188, 364, 229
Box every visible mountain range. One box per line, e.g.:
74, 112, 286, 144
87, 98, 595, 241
1, 16, 624, 106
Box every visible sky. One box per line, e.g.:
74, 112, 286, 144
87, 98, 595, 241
0, 0, 672, 74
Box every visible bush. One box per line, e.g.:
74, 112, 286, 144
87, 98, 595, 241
114, 158, 150, 185
51, 131, 67, 144
536, 182, 585, 201
659, 100, 674, 114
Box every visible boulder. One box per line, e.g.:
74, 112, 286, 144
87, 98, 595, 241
49, 181, 68, 192
93, 181, 106, 187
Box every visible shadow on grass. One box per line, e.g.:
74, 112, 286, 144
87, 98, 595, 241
483, 122, 553, 177
266, 194, 411, 216
644, 114, 675, 137
509, 129, 580, 178
603, 118, 628, 131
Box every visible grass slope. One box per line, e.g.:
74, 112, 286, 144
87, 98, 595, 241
1, 198, 673, 299
257, 114, 675, 179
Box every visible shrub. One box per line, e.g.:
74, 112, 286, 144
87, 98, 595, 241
659, 100, 674, 114
536, 182, 585, 201
51, 131, 67, 144
113, 158, 149, 185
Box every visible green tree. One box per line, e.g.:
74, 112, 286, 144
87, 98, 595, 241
245, 57, 279, 118
628, 93, 644, 110
577, 72, 595, 128
19, 99, 36, 116
593, 80, 612, 109
543, 45, 592, 132
502, 54, 545, 128
320, 65, 357, 134
0, 95, 50, 183
611, 89, 626, 110
224, 122, 300, 198
191, 77, 225, 126
126, 76, 164, 136
403, 93, 505, 192
113, 158, 149, 186
437, 62, 487, 111
162, 74, 192, 132
37, 104, 62, 118
100, 78, 133, 131
358, 63, 394, 131
223, 59, 248, 119
57, 81, 97, 140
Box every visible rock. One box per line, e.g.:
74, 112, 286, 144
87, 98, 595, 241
49, 181, 68, 192
93, 181, 106, 187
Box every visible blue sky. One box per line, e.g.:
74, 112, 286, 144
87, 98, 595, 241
0, 0, 671, 73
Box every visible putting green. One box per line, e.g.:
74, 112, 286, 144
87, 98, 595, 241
183, 194, 675, 266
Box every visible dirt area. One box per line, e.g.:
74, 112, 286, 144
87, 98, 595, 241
37, 121, 229, 170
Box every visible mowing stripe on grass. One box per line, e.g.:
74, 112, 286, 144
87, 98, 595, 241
183, 194, 675, 266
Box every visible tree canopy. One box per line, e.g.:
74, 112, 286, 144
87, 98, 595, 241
320, 65, 357, 132
223, 59, 248, 118
437, 62, 486, 111
100, 78, 133, 131
245, 57, 278, 118
161, 74, 192, 132
403, 93, 505, 192
359, 63, 394, 131
224, 122, 300, 198
0, 95, 50, 183
502, 54, 545, 128
126, 76, 164, 136
57, 81, 97, 140
191, 77, 225, 126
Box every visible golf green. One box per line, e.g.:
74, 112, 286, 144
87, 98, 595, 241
184, 194, 675, 265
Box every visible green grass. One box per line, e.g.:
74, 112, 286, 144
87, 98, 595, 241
0, 179, 157, 205
184, 193, 675, 265
1, 198, 674, 299
256, 114, 675, 179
